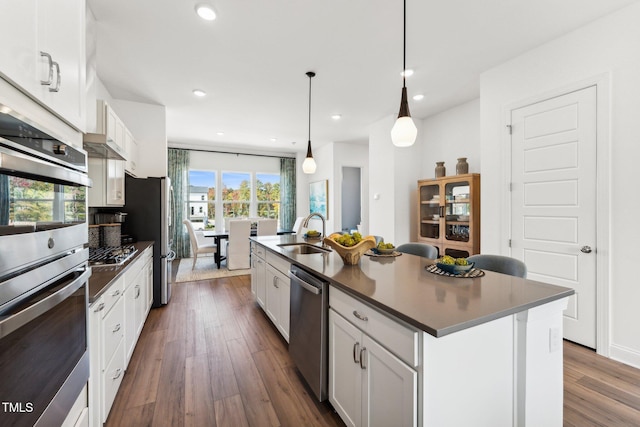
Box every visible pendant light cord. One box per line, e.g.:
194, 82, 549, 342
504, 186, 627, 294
402, 0, 407, 89
308, 74, 312, 141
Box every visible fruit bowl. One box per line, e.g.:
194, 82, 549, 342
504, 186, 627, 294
324, 233, 376, 265
436, 262, 475, 275
376, 247, 395, 255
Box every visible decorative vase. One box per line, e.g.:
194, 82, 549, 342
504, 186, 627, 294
435, 162, 445, 178
456, 158, 469, 175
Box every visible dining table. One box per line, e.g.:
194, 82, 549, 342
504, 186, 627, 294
203, 228, 294, 268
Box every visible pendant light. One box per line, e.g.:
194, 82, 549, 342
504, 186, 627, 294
302, 71, 317, 174
391, 0, 417, 147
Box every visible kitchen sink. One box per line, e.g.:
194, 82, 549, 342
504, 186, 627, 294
277, 243, 332, 254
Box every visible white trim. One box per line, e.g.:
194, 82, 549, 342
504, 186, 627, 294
501, 73, 611, 355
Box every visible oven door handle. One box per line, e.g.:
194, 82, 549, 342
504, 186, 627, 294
0, 268, 90, 339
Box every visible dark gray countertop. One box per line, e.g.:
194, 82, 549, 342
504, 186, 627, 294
88, 241, 154, 304
251, 235, 574, 337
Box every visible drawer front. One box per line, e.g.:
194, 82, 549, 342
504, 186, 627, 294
101, 276, 124, 316
330, 287, 419, 367
255, 244, 266, 258
101, 339, 125, 423
266, 251, 290, 276
101, 297, 124, 369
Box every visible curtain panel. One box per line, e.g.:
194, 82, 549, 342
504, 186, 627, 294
168, 148, 191, 258
280, 157, 296, 231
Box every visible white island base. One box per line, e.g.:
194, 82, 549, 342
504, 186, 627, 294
422, 298, 567, 427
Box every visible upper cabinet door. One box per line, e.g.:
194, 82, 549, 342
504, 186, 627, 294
37, 0, 86, 131
0, 0, 85, 131
0, 0, 39, 95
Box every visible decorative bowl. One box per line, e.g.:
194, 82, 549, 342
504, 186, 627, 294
303, 232, 322, 240
376, 247, 396, 255
436, 262, 475, 275
324, 233, 376, 265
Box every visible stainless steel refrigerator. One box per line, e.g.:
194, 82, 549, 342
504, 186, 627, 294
124, 175, 175, 306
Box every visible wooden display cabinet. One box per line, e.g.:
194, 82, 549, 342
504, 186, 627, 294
417, 174, 480, 258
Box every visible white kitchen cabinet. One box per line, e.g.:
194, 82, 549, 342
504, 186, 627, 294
88, 247, 153, 427
88, 157, 125, 207
253, 246, 267, 309
124, 246, 152, 364
265, 263, 291, 342
124, 129, 139, 176
329, 288, 418, 427
89, 276, 124, 427
251, 243, 291, 341
0, 0, 85, 130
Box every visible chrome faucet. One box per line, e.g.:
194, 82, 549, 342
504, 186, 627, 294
302, 212, 326, 241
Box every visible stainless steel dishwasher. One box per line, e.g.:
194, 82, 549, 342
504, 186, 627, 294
289, 265, 329, 401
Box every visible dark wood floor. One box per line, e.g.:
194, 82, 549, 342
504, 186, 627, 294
106, 274, 640, 427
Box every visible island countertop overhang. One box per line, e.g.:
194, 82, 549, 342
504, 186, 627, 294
251, 234, 574, 337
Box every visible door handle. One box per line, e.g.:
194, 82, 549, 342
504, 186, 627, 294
580, 245, 593, 254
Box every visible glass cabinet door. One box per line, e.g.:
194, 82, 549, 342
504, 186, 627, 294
444, 181, 470, 244
419, 183, 441, 240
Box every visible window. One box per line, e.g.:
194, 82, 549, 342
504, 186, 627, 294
222, 172, 250, 218
188, 170, 216, 230
256, 173, 280, 222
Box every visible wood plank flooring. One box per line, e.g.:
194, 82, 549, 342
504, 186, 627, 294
106, 274, 640, 427
106, 274, 344, 427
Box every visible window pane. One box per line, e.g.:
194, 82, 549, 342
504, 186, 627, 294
256, 173, 280, 221
189, 170, 216, 230
222, 172, 251, 218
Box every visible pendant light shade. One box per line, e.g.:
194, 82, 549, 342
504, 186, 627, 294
391, 0, 417, 147
303, 71, 317, 174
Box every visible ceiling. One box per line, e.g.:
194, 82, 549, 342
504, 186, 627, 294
88, 0, 637, 154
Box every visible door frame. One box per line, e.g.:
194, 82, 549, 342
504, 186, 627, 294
500, 73, 611, 356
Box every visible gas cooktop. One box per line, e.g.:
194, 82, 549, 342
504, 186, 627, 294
89, 245, 138, 267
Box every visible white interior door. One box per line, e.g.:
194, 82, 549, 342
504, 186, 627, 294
510, 86, 597, 349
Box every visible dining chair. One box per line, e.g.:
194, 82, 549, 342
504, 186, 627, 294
257, 218, 278, 236
467, 254, 527, 278
183, 219, 217, 269
396, 243, 439, 259
292, 216, 305, 234
226, 219, 251, 270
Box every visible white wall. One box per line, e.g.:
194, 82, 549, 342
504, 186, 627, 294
480, 2, 640, 367
421, 99, 481, 178
111, 99, 167, 178
369, 115, 422, 244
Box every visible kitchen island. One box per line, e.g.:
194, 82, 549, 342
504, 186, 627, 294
251, 234, 574, 427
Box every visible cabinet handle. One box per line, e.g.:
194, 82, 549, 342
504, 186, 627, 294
49, 61, 61, 92
353, 310, 368, 322
112, 368, 122, 380
353, 342, 360, 364
135, 285, 141, 299
111, 289, 121, 297
273, 277, 279, 288
93, 302, 105, 312
359, 347, 367, 370
113, 323, 121, 333
40, 51, 53, 85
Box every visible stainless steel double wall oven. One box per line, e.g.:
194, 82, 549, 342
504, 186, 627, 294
0, 105, 91, 427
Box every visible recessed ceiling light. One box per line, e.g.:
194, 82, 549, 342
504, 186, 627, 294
195, 4, 216, 21
331, 114, 342, 120
217, 132, 224, 136
413, 94, 424, 101
192, 89, 206, 97
270, 137, 277, 142
401, 69, 414, 77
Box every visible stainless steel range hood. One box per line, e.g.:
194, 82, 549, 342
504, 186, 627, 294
83, 132, 126, 160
